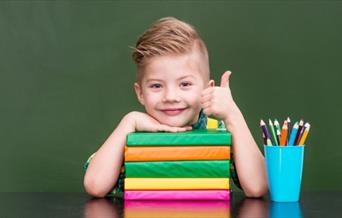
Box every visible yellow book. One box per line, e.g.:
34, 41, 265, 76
125, 178, 229, 190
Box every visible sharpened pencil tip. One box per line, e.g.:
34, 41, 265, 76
293, 122, 299, 128
260, 119, 265, 126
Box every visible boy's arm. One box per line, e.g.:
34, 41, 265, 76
83, 113, 134, 198
201, 71, 268, 197
224, 103, 268, 197
83, 111, 192, 198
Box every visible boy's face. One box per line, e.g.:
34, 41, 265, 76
135, 52, 212, 127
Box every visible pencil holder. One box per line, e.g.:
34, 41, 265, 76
264, 145, 305, 202
270, 202, 302, 218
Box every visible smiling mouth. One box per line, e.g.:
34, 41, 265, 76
160, 108, 186, 116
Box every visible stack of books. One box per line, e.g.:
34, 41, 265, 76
124, 129, 231, 200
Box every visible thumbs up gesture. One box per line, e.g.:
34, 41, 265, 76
200, 71, 237, 122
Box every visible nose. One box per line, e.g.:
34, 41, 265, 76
162, 87, 181, 103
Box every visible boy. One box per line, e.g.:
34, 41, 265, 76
83, 17, 268, 198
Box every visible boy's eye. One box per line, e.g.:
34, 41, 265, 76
180, 82, 192, 87
149, 83, 162, 89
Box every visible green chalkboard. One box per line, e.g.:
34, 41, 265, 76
0, 1, 341, 192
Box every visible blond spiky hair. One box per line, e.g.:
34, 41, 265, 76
132, 17, 209, 80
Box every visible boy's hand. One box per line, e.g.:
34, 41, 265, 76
126, 111, 192, 133
200, 71, 237, 121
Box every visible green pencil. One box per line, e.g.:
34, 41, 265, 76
274, 119, 281, 145
269, 119, 278, 146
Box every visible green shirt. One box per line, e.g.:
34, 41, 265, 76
83, 110, 241, 197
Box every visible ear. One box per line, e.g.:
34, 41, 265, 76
134, 82, 145, 106
207, 79, 215, 87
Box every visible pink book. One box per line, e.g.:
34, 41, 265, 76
124, 200, 230, 218
124, 190, 230, 201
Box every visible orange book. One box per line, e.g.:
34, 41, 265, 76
125, 146, 230, 161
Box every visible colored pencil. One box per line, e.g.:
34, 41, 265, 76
260, 118, 311, 147
295, 119, 304, 145
274, 119, 281, 144
262, 132, 267, 145
299, 123, 310, 145
288, 122, 299, 146
266, 138, 272, 146
296, 123, 307, 145
268, 119, 278, 145
279, 121, 288, 146
287, 117, 292, 145
260, 120, 272, 145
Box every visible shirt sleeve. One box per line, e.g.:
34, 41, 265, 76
83, 153, 125, 198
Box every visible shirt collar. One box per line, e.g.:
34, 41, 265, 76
192, 109, 207, 130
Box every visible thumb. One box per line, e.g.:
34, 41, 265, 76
220, 71, 232, 88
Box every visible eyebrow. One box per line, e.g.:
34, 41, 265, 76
177, 75, 196, 80
145, 79, 163, 83
145, 74, 196, 83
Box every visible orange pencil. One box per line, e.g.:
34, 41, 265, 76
279, 121, 288, 146
299, 123, 311, 145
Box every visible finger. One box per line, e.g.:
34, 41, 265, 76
200, 93, 212, 104
158, 125, 189, 133
202, 108, 212, 117
201, 100, 211, 110
175, 127, 188, 132
180, 126, 192, 131
201, 87, 214, 98
220, 71, 232, 88
156, 124, 173, 132
183, 126, 193, 131
176, 125, 193, 132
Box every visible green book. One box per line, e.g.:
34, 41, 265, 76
126, 130, 231, 146
125, 160, 230, 178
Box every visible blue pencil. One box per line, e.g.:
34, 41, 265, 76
288, 122, 299, 146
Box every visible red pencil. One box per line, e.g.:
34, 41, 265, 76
294, 119, 304, 145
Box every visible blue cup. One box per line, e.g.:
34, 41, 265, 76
264, 145, 305, 202
270, 202, 302, 218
